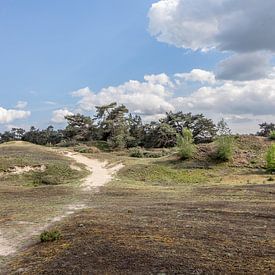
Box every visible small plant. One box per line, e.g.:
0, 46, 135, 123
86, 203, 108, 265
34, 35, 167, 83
269, 130, 275, 140
129, 147, 144, 158
177, 128, 196, 160
266, 144, 275, 172
40, 230, 61, 242
215, 135, 234, 161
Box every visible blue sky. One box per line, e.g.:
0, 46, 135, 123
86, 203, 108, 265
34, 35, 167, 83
0, 0, 275, 133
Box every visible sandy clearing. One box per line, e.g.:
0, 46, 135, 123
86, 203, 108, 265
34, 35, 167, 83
0, 151, 123, 258
0, 165, 46, 177
63, 151, 124, 191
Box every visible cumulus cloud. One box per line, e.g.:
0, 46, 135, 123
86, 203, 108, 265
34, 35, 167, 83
71, 69, 275, 133
172, 78, 275, 116
175, 69, 216, 84
149, 0, 275, 53
72, 74, 175, 116
216, 52, 273, 81
15, 101, 28, 109
51, 109, 73, 123
0, 107, 31, 124
149, 0, 275, 81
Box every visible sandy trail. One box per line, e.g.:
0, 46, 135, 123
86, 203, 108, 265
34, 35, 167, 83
0, 151, 123, 258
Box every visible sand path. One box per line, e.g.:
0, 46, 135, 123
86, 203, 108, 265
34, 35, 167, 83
0, 151, 123, 258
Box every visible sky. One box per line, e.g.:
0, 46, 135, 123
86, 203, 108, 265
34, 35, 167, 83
0, 0, 275, 133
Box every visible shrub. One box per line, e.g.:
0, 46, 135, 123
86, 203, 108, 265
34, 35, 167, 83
269, 130, 275, 140
129, 147, 144, 158
177, 128, 196, 160
215, 136, 234, 161
30, 163, 81, 186
266, 144, 275, 172
40, 230, 61, 242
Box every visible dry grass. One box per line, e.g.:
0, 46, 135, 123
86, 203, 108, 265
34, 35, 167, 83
4, 146, 275, 274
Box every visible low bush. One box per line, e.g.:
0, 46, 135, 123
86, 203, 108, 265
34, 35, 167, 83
129, 147, 144, 158
56, 140, 79, 147
215, 136, 234, 161
266, 144, 275, 172
269, 131, 275, 140
129, 148, 169, 158
177, 129, 196, 160
40, 230, 61, 242
28, 162, 85, 186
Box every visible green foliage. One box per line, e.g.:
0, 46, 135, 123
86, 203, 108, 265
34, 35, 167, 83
120, 164, 207, 185
0, 103, 221, 150
269, 130, 275, 140
144, 122, 178, 148
217, 118, 231, 136
161, 111, 217, 143
129, 147, 144, 158
40, 230, 61, 242
177, 128, 196, 160
257, 122, 275, 137
29, 163, 85, 186
266, 144, 275, 172
64, 114, 94, 142
215, 136, 234, 161
129, 147, 168, 158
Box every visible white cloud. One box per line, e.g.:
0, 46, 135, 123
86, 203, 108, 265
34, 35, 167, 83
0, 107, 31, 124
72, 74, 175, 116
148, 0, 275, 81
71, 69, 275, 133
175, 69, 216, 84
51, 109, 73, 124
216, 52, 273, 81
148, 0, 275, 53
15, 101, 28, 109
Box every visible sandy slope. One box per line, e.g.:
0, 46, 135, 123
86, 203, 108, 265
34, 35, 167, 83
0, 150, 123, 258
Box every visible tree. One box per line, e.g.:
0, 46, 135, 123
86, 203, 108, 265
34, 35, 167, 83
177, 128, 196, 160
266, 144, 275, 172
64, 114, 94, 141
257, 122, 275, 137
10, 128, 26, 140
142, 121, 178, 148
161, 112, 217, 143
215, 119, 234, 161
0, 131, 14, 143
22, 126, 63, 145
217, 118, 231, 136
127, 114, 145, 147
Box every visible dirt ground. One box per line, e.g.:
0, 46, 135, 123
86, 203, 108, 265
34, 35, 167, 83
1, 139, 275, 274
4, 174, 275, 274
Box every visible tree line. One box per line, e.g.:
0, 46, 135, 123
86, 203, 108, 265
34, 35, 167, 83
0, 102, 274, 148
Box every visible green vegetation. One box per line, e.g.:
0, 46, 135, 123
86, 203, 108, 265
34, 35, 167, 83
129, 147, 168, 158
269, 130, 275, 140
215, 136, 234, 161
177, 128, 196, 160
0, 102, 218, 149
28, 163, 84, 186
40, 230, 61, 242
266, 144, 275, 172
120, 163, 207, 185
3, 137, 275, 274
214, 119, 234, 161
0, 142, 87, 186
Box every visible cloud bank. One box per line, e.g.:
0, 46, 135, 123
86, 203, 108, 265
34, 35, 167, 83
148, 0, 275, 81
0, 107, 31, 124
66, 69, 275, 133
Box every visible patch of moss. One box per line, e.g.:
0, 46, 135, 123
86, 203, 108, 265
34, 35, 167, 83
119, 164, 207, 185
